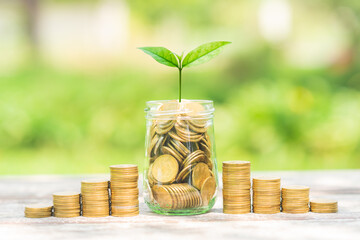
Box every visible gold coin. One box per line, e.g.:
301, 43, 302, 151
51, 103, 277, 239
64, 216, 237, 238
110, 182, 138, 189
25, 203, 53, 211
83, 213, 109, 217
175, 129, 203, 143
180, 101, 205, 116
282, 185, 310, 191
183, 151, 212, 169
310, 198, 337, 205
198, 141, 211, 158
53, 191, 80, 198
25, 213, 52, 218
187, 120, 208, 133
175, 164, 192, 182
200, 177, 216, 206
192, 162, 211, 190
177, 184, 192, 208
54, 212, 80, 218
253, 176, 280, 182
223, 160, 250, 167
158, 100, 180, 111
168, 130, 185, 142
172, 184, 187, 209
166, 185, 180, 209
310, 208, 338, 213
169, 139, 189, 157
152, 185, 173, 209
155, 120, 174, 135
174, 139, 191, 155
148, 134, 159, 157
161, 146, 183, 164
182, 150, 202, 167
82, 178, 109, 184
153, 135, 168, 156
110, 164, 138, 170
151, 155, 179, 183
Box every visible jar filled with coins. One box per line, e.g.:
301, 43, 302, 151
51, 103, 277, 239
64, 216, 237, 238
144, 99, 218, 215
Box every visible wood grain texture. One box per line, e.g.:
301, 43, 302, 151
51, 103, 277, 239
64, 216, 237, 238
1, 170, 360, 240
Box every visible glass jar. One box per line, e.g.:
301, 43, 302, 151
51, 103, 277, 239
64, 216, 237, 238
143, 99, 218, 215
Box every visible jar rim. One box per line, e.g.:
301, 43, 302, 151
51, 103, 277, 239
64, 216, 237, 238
145, 99, 214, 119
146, 99, 213, 105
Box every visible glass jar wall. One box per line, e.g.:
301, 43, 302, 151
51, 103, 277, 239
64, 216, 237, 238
143, 99, 218, 215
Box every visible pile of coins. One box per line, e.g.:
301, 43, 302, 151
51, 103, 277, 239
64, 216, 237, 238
310, 199, 338, 213
24, 204, 53, 218
282, 186, 310, 213
110, 164, 139, 217
81, 179, 110, 217
146, 101, 216, 210
252, 177, 281, 214
53, 192, 81, 218
222, 161, 251, 214
152, 183, 202, 209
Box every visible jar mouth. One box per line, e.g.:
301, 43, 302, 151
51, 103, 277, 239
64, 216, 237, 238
145, 99, 214, 119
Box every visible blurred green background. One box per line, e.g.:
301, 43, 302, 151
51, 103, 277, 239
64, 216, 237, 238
0, 0, 359, 174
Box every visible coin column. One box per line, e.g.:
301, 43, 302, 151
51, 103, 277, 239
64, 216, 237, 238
222, 161, 251, 214
53, 192, 81, 218
310, 199, 338, 213
252, 177, 281, 214
25, 204, 53, 218
281, 186, 310, 213
81, 179, 110, 217
110, 164, 139, 217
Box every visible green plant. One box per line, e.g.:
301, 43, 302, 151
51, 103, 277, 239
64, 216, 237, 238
138, 41, 231, 102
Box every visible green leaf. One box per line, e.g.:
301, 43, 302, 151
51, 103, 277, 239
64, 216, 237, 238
182, 41, 231, 68
138, 47, 179, 68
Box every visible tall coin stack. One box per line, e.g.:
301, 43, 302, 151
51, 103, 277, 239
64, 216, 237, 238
222, 161, 251, 214
110, 164, 139, 217
81, 179, 110, 217
25, 204, 53, 218
252, 177, 281, 214
53, 192, 81, 218
281, 185, 310, 213
310, 199, 338, 213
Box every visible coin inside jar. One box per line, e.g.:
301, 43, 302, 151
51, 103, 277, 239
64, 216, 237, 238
200, 176, 216, 205
151, 154, 179, 184
192, 162, 211, 190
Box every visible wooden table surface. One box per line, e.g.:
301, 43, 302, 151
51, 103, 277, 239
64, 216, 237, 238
1, 170, 360, 240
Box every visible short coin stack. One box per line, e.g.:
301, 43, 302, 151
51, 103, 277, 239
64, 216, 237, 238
53, 192, 81, 218
281, 186, 309, 213
81, 179, 110, 217
252, 177, 281, 214
25, 204, 53, 218
310, 199, 338, 213
222, 161, 251, 214
110, 164, 139, 217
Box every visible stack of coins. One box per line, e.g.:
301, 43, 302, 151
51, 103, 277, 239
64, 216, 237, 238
152, 183, 202, 209
281, 185, 310, 213
81, 179, 110, 217
110, 164, 139, 217
53, 192, 81, 218
310, 199, 338, 213
25, 204, 53, 218
252, 177, 281, 214
222, 161, 251, 214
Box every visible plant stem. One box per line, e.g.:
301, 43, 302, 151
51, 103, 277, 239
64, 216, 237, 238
179, 68, 182, 102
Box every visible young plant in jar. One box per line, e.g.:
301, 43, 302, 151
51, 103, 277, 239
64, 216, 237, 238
140, 41, 231, 215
